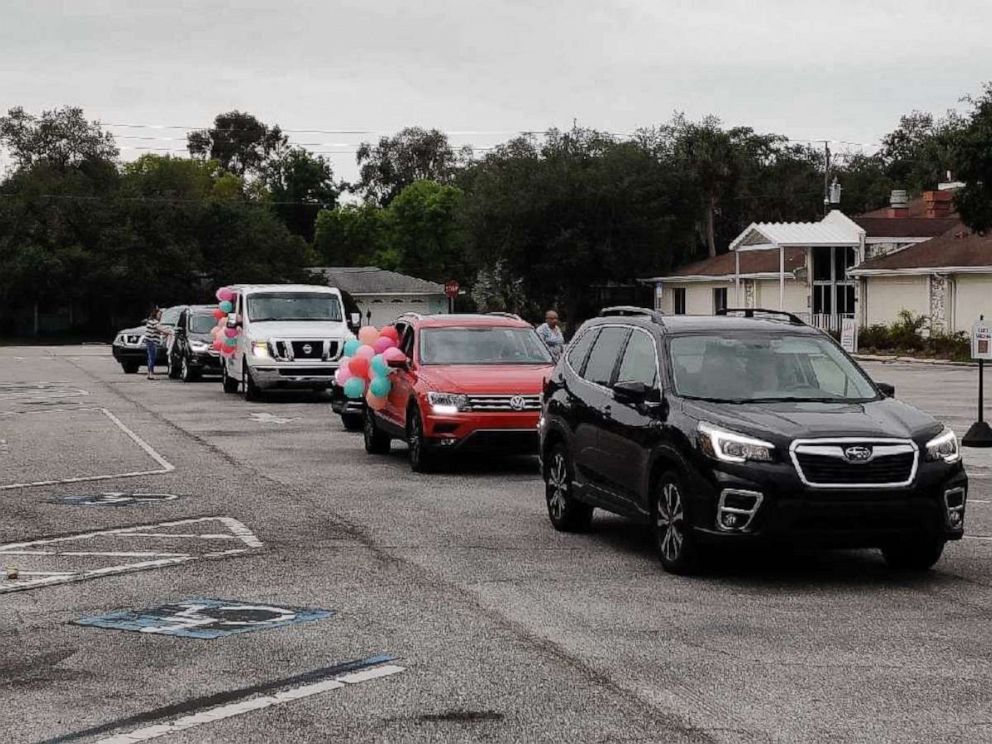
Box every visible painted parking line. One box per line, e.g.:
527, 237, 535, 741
36, 655, 402, 744
0, 407, 175, 490
0, 517, 261, 594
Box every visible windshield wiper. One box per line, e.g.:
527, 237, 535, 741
745, 396, 851, 403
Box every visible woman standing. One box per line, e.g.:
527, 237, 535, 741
144, 306, 165, 380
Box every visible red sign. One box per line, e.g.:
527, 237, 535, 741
444, 280, 460, 299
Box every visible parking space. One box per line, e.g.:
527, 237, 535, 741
4, 346, 992, 742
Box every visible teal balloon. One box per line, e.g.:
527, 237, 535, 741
343, 376, 365, 399
370, 354, 388, 376
223, 335, 238, 347
219, 300, 234, 313
343, 338, 361, 356
369, 374, 391, 397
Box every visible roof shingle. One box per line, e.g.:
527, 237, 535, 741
853, 227, 992, 272
309, 266, 445, 295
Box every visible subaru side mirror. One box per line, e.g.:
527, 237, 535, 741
613, 380, 650, 404
876, 382, 895, 398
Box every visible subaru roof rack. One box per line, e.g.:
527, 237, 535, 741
599, 306, 665, 325
716, 307, 806, 325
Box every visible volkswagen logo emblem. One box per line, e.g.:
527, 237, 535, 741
509, 395, 527, 411
302, 344, 312, 355
844, 445, 873, 462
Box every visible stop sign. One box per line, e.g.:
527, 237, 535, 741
444, 280, 460, 299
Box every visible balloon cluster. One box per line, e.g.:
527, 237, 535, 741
209, 287, 240, 358
335, 325, 406, 410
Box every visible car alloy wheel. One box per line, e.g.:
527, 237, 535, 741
363, 406, 391, 454
652, 472, 700, 574
544, 444, 592, 532
656, 482, 685, 563
180, 355, 190, 382
407, 409, 433, 472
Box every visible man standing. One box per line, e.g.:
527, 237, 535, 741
144, 306, 165, 380
536, 310, 565, 362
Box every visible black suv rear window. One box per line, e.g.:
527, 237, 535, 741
583, 327, 629, 386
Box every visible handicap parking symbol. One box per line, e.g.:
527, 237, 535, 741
74, 598, 333, 639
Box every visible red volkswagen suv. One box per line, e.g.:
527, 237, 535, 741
362, 313, 555, 471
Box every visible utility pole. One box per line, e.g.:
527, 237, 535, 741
822, 141, 831, 216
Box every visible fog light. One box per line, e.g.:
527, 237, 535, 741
944, 486, 966, 529
438, 439, 457, 447
716, 489, 764, 532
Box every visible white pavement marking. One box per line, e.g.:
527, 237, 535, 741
0, 517, 261, 594
94, 666, 405, 744
248, 411, 297, 424
0, 407, 175, 490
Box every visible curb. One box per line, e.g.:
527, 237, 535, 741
854, 353, 975, 368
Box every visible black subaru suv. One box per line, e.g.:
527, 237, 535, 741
539, 307, 967, 574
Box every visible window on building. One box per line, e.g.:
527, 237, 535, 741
713, 287, 728, 314
812, 246, 856, 317
673, 288, 687, 315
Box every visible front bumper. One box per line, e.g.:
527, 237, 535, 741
112, 345, 166, 364
686, 459, 968, 548
189, 350, 222, 371
423, 410, 541, 455
249, 362, 339, 390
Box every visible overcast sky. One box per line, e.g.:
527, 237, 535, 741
3, 0, 991, 180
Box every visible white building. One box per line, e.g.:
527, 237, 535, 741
310, 266, 447, 328
647, 188, 990, 335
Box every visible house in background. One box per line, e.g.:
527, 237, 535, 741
647, 185, 992, 335
310, 266, 447, 327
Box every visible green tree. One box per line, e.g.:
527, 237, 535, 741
880, 110, 965, 193
954, 83, 992, 232
355, 127, 464, 206
313, 204, 388, 266
0, 106, 119, 170
384, 180, 465, 281
187, 111, 287, 177
263, 148, 339, 241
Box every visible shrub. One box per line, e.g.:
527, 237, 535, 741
857, 310, 970, 361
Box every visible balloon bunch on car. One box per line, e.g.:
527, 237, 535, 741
209, 287, 240, 358
335, 325, 405, 410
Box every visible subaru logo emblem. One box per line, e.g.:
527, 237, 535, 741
844, 445, 873, 462
302, 344, 312, 355
509, 395, 527, 411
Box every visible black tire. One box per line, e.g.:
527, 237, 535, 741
179, 355, 199, 382
544, 443, 594, 532
222, 361, 239, 394
167, 351, 181, 379
243, 362, 261, 402
363, 407, 391, 454
652, 470, 701, 575
341, 412, 363, 432
121, 362, 140, 374
882, 536, 945, 571
407, 407, 435, 473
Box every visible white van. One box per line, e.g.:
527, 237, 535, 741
221, 284, 357, 400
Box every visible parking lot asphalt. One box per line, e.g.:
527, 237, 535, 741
2, 347, 992, 743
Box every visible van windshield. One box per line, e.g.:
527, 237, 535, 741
247, 292, 342, 322
669, 334, 878, 403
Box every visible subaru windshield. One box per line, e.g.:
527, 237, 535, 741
247, 292, 342, 322
669, 333, 879, 403
420, 327, 552, 365
190, 313, 218, 334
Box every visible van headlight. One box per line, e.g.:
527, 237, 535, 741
699, 422, 774, 463
427, 392, 470, 415
251, 340, 270, 358
925, 428, 960, 463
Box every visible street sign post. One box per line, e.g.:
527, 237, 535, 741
444, 280, 459, 313
963, 316, 992, 447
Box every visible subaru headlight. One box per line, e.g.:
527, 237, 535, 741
114, 334, 124, 345
698, 422, 774, 463
189, 340, 209, 352
925, 428, 960, 463
251, 340, 270, 358
427, 391, 470, 415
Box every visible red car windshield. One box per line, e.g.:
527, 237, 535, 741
420, 327, 552, 365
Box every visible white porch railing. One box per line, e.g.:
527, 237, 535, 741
796, 313, 854, 334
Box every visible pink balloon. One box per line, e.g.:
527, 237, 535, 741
212, 338, 224, 350
348, 356, 370, 378
223, 327, 238, 338
358, 326, 379, 346
383, 346, 406, 362
365, 389, 388, 410
215, 287, 235, 302
335, 364, 353, 385
373, 336, 395, 353
355, 344, 376, 359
